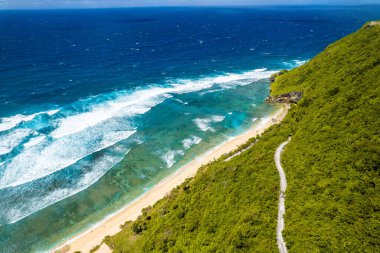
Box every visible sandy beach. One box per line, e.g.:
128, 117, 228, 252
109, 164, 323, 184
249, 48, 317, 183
54, 104, 289, 253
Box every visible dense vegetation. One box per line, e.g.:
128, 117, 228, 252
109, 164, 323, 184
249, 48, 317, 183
271, 22, 380, 252
104, 129, 289, 252
103, 22, 380, 252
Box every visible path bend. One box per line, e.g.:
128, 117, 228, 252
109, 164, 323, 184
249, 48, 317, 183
275, 137, 291, 253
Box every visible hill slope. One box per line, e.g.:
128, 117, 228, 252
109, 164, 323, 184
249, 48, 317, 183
271, 21, 380, 251
104, 22, 380, 252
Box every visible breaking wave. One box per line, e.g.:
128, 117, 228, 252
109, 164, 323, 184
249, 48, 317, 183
0, 67, 275, 224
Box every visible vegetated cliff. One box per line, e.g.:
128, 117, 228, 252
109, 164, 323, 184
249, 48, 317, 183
103, 22, 380, 253
269, 69, 288, 82
270, 21, 380, 252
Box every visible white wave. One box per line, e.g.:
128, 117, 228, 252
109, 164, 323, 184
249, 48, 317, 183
47, 109, 60, 116
0, 115, 37, 133
100, 131, 136, 147
23, 135, 46, 148
173, 68, 275, 93
51, 68, 275, 139
174, 99, 188, 105
0, 68, 279, 223
282, 59, 308, 68
294, 59, 308, 66
134, 139, 144, 145
0, 68, 273, 189
252, 117, 258, 122
193, 115, 225, 132
0, 129, 32, 156
199, 88, 225, 95
254, 68, 267, 72
182, 135, 202, 149
50, 93, 160, 139
2, 148, 130, 224
194, 118, 213, 132
0, 109, 59, 133
211, 115, 225, 122
0, 129, 136, 189
162, 150, 184, 168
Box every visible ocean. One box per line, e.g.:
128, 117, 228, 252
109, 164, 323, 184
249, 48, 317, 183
0, 6, 379, 252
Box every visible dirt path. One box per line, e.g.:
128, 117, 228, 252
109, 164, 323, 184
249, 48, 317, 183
275, 137, 290, 253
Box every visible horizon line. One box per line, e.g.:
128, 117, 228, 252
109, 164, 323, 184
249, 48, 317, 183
1, 4, 379, 11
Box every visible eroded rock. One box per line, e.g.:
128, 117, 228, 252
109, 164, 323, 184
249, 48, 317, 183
265, 91, 302, 104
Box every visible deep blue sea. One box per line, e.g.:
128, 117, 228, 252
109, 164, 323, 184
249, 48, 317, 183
0, 6, 379, 252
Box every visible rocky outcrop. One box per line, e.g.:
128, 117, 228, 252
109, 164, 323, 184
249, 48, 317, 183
366, 21, 380, 28
265, 91, 302, 104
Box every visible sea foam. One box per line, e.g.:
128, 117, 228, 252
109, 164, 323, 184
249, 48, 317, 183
0, 109, 59, 133
1, 69, 272, 188
182, 135, 202, 149
0, 129, 136, 189
23, 135, 46, 148
50, 68, 274, 139
193, 115, 225, 132
0, 129, 32, 156
162, 150, 184, 168
0, 147, 131, 224
282, 59, 308, 68
0, 68, 274, 222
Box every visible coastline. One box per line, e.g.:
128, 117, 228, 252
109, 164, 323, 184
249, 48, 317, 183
54, 104, 289, 253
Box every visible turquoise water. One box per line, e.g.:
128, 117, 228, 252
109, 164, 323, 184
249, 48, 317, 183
2, 75, 279, 252
1, 6, 380, 253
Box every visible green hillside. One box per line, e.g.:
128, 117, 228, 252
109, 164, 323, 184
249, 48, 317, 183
103, 22, 380, 252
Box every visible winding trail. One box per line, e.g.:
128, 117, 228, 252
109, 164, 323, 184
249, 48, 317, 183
275, 137, 291, 253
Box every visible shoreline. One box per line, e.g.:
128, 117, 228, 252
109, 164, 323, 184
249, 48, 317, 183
54, 104, 289, 253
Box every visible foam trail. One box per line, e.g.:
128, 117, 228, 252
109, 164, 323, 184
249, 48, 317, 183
0, 129, 136, 189
162, 150, 184, 168
51, 68, 275, 139
294, 60, 308, 66
174, 99, 188, 105
23, 135, 46, 148
0, 109, 59, 133
182, 135, 202, 149
0, 67, 274, 218
211, 116, 225, 122
0, 129, 32, 156
0, 148, 131, 224
282, 59, 308, 68
194, 115, 225, 132
194, 118, 213, 132
51, 93, 163, 139
199, 88, 224, 95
